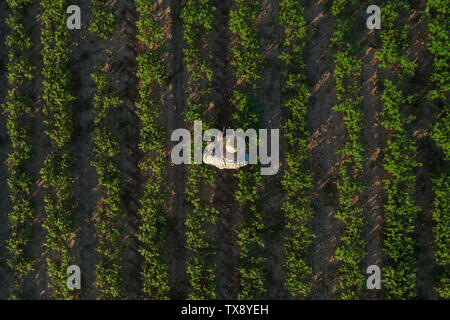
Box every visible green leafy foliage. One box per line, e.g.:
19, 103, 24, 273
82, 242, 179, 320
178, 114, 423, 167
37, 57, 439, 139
426, 0, 450, 299
331, 0, 366, 300
376, 1, 420, 299
432, 175, 450, 266
279, 0, 314, 298
88, 1, 125, 299
91, 52, 124, 299
181, 0, 218, 299
229, 0, 262, 88
40, 0, 76, 300
89, 0, 117, 39
376, 1, 417, 78
230, 0, 266, 300
3, 0, 36, 298
40, 150, 75, 300
380, 83, 420, 300
135, 0, 170, 299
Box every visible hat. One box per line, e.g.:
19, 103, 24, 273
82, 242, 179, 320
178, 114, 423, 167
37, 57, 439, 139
225, 135, 243, 154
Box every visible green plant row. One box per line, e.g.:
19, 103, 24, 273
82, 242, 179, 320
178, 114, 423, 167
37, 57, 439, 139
89, 0, 116, 40
90, 52, 124, 299
181, 0, 218, 299
331, 0, 366, 300
425, 0, 449, 299
3, 0, 36, 298
278, 0, 314, 298
40, 0, 76, 300
230, 0, 265, 300
134, 0, 170, 299
377, 0, 420, 299
88, 0, 124, 300
431, 174, 450, 298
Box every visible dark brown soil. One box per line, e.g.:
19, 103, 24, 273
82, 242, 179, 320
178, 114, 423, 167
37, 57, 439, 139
305, 0, 344, 299
257, 0, 289, 299
162, 0, 189, 299
210, 0, 241, 300
110, 1, 142, 300
406, 5, 438, 300
360, 43, 386, 300
70, 0, 99, 299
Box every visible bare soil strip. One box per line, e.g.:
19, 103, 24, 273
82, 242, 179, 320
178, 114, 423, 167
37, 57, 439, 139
210, 0, 241, 300
211, 0, 233, 130
214, 171, 241, 300
163, 0, 189, 299
406, 6, 438, 299
109, 1, 141, 299
0, 0, 12, 300
360, 28, 386, 300
257, 0, 289, 299
69, 0, 99, 299
305, 0, 343, 299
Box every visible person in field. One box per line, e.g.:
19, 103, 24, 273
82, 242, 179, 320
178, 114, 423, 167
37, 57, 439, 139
203, 130, 249, 169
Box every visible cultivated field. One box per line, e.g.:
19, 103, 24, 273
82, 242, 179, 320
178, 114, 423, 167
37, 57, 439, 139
0, 0, 448, 299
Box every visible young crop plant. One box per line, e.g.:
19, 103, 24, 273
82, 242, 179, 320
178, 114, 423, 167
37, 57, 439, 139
377, 0, 420, 299
425, 0, 450, 299
40, 0, 76, 300
278, 0, 315, 298
3, 0, 36, 298
230, 0, 265, 300
230, 1, 262, 88
88, 0, 125, 300
376, 1, 417, 79
331, 0, 366, 300
134, 0, 170, 299
431, 175, 450, 298
91, 53, 124, 299
89, 0, 117, 40
181, 0, 218, 299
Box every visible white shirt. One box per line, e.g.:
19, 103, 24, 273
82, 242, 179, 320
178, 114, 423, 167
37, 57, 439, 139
203, 139, 248, 170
